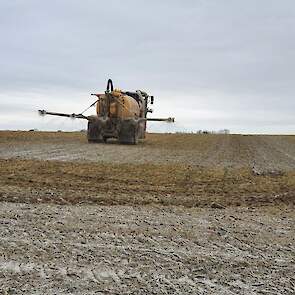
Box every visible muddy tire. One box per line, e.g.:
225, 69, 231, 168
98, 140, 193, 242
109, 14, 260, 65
119, 132, 138, 144
119, 120, 139, 145
87, 120, 103, 143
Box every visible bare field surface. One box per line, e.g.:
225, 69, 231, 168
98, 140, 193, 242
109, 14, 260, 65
0, 131, 295, 207
1, 131, 295, 170
0, 203, 294, 295
0, 131, 294, 294
0, 158, 295, 208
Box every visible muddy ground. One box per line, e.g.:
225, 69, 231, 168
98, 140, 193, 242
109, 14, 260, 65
0, 131, 294, 294
1, 203, 294, 295
1, 131, 295, 170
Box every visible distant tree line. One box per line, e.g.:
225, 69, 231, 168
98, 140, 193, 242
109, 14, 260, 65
176, 129, 230, 135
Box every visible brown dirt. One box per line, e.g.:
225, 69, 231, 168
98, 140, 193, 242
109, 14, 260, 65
0, 131, 294, 294
1, 131, 295, 170
0, 131, 295, 207
0, 158, 294, 208
0, 203, 294, 294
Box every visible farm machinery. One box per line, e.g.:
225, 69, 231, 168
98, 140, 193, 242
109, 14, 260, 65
39, 79, 174, 144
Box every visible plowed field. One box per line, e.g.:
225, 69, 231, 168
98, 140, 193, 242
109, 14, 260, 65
0, 131, 294, 294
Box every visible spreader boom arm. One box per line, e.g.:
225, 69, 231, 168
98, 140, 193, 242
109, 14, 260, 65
38, 110, 88, 120
147, 117, 175, 122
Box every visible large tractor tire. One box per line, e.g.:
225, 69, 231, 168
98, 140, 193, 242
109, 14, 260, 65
118, 120, 139, 145
87, 120, 104, 143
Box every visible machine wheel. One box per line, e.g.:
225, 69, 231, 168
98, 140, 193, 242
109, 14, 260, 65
118, 120, 139, 144
119, 133, 138, 144
88, 138, 103, 143
87, 120, 103, 143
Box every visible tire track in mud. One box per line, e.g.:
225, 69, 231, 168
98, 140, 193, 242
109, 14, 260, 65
261, 136, 295, 165
195, 135, 231, 167
1, 132, 295, 170
0, 203, 294, 295
244, 136, 295, 171
200, 135, 255, 169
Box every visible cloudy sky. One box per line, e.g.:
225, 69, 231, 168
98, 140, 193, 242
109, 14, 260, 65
0, 0, 294, 134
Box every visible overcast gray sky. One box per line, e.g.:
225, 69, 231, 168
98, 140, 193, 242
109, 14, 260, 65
0, 0, 294, 134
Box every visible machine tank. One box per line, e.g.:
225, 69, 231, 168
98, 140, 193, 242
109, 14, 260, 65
102, 90, 141, 119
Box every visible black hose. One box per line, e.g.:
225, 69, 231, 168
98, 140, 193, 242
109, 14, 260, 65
106, 79, 114, 92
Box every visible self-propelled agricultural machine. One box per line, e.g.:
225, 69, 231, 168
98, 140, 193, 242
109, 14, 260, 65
39, 79, 174, 144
